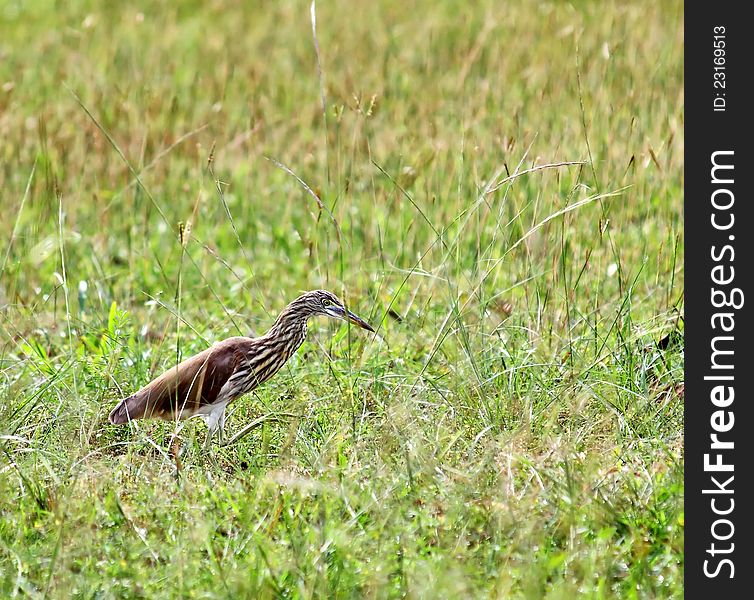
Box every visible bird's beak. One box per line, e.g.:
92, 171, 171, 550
327, 306, 375, 332
345, 309, 376, 332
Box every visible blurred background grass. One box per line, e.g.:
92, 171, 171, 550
1, 0, 683, 597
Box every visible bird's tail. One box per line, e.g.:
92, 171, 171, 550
108, 394, 144, 425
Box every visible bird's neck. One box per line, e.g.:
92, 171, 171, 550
263, 307, 309, 352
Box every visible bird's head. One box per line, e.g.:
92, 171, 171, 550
294, 289, 375, 332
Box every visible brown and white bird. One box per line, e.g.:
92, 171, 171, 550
108, 290, 374, 447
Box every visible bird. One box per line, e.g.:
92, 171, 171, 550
108, 290, 375, 448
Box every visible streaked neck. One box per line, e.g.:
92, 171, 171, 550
264, 305, 309, 348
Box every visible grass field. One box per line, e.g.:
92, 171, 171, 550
0, 0, 684, 597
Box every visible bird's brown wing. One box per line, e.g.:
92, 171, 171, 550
109, 337, 254, 423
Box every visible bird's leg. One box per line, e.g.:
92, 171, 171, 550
203, 418, 218, 453
218, 409, 226, 446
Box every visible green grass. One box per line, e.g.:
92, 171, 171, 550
0, 0, 683, 597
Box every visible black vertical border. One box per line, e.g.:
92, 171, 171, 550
685, 3, 752, 596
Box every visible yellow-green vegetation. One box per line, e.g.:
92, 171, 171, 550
1, 0, 683, 597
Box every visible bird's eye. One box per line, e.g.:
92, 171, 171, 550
322, 299, 332, 307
